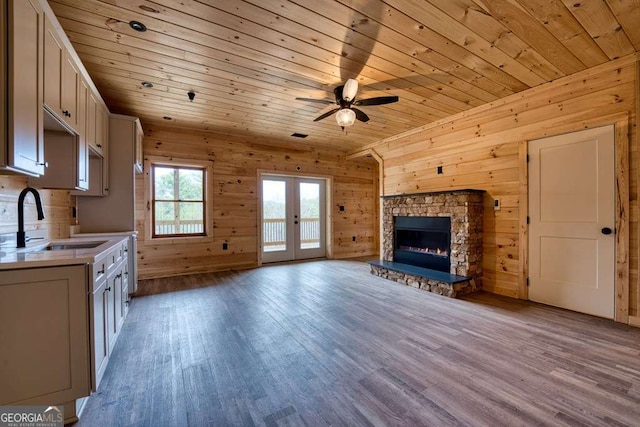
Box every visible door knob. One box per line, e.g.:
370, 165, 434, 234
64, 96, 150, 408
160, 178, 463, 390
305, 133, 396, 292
601, 227, 613, 235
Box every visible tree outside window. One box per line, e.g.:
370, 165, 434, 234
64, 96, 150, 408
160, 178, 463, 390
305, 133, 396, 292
152, 165, 206, 237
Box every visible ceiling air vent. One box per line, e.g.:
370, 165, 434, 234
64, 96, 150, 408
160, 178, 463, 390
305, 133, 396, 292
291, 133, 308, 138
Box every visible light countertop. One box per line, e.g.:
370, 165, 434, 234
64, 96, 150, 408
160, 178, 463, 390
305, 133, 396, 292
0, 236, 129, 270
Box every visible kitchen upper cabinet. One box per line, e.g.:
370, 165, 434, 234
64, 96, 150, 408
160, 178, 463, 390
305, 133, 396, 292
43, 13, 79, 132
77, 78, 89, 189
1, 0, 45, 176
61, 51, 80, 129
72, 93, 110, 197
43, 14, 62, 119
86, 92, 98, 154
135, 121, 143, 173
98, 104, 109, 195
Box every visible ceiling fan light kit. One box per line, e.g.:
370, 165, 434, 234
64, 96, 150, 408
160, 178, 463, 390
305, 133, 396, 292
336, 108, 356, 127
342, 79, 359, 102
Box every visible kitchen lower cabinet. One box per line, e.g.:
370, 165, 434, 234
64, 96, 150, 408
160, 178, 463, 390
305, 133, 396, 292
0, 265, 90, 406
89, 238, 128, 390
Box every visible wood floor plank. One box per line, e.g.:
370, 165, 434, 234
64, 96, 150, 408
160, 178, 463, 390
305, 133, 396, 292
76, 260, 640, 426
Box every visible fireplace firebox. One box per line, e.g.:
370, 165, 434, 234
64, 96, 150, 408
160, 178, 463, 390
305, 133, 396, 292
394, 216, 451, 272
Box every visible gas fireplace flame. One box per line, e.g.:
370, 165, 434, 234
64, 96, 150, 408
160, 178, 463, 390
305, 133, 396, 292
398, 245, 449, 257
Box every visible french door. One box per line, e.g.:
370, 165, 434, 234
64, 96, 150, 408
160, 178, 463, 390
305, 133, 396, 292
261, 175, 326, 263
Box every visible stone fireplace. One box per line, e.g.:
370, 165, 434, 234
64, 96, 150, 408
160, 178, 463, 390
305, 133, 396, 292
370, 190, 484, 297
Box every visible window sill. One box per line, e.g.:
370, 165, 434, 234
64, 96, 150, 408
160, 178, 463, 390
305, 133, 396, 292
146, 235, 214, 245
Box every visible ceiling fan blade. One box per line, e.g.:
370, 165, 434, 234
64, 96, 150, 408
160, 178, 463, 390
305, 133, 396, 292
353, 96, 399, 106
295, 97, 335, 105
313, 108, 340, 122
352, 107, 370, 123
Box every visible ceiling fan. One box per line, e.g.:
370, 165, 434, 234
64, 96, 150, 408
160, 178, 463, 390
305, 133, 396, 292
296, 79, 399, 128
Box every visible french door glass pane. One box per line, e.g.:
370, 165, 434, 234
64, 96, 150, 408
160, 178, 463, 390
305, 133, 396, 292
299, 182, 321, 249
263, 180, 287, 252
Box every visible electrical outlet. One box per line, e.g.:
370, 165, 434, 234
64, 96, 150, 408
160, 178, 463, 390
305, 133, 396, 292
352, 236, 356, 242
494, 199, 500, 211
437, 165, 443, 174
222, 242, 228, 250
339, 205, 345, 212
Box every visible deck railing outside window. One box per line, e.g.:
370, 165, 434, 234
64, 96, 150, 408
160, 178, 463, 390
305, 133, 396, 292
263, 218, 320, 251
155, 219, 204, 235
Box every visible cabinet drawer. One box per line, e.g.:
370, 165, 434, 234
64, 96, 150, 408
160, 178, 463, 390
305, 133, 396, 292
93, 259, 107, 284
106, 247, 118, 272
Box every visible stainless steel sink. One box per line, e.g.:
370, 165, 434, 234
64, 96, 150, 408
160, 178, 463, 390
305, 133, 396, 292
40, 241, 107, 251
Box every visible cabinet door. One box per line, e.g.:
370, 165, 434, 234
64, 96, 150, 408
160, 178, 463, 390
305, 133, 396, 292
43, 14, 62, 117
114, 267, 123, 337
135, 120, 143, 173
61, 51, 80, 130
91, 279, 109, 391
77, 78, 89, 190
0, 266, 90, 404
7, 0, 44, 176
99, 106, 110, 195
86, 92, 98, 154
121, 260, 130, 319
106, 269, 118, 354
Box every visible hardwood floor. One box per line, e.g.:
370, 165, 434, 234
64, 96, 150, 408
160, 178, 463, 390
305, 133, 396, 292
76, 260, 640, 426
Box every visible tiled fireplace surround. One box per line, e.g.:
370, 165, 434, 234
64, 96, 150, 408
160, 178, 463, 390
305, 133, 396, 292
370, 190, 484, 297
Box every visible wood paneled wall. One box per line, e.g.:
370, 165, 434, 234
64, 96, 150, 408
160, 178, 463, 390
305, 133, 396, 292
136, 126, 378, 279
358, 54, 639, 318
0, 176, 74, 239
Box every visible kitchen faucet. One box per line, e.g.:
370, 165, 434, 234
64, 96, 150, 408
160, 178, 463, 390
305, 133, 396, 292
17, 187, 45, 248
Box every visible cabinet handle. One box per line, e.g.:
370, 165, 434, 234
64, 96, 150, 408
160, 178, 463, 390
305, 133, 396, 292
116, 273, 122, 279
125, 300, 130, 306
96, 144, 102, 148
97, 267, 105, 275
105, 287, 111, 292
62, 110, 70, 117
36, 161, 49, 168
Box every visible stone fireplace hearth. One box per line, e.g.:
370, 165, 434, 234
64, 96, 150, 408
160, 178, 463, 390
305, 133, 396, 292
370, 190, 484, 297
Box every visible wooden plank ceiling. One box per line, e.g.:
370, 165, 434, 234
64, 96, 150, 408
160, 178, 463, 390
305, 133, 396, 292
49, 0, 640, 152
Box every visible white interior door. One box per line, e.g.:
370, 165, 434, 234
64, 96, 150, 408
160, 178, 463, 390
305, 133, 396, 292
261, 175, 326, 263
528, 125, 615, 319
